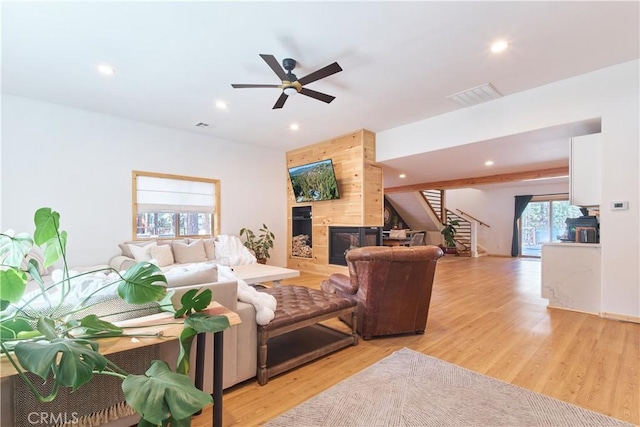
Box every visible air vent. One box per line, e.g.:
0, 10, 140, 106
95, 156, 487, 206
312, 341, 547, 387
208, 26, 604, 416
447, 83, 503, 107
195, 122, 210, 127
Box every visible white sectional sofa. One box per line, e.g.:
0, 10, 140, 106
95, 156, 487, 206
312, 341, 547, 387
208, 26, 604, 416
109, 236, 256, 272
108, 235, 261, 391
2, 237, 260, 426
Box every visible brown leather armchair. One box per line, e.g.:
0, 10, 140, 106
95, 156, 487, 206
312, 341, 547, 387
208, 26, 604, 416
321, 245, 444, 339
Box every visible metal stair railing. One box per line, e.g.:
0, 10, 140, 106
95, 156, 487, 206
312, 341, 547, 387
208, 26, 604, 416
419, 190, 487, 257
444, 209, 473, 256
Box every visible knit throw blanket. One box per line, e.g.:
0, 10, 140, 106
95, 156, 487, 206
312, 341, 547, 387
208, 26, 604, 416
216, 265, 277, 325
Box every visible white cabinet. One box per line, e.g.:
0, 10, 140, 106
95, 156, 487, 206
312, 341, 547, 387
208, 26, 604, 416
570, 133, 601, 207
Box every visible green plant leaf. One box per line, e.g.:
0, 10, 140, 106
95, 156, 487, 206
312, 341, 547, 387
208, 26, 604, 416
118, 262, 167, 304
80, 314, 123, 334
136, 418, 158, 427
176, 326, 198, 375
176, 312, 228, 376
0, 268, 27, 303
15, 338, 108, 390
32, 208, 68, 267
42, 232, 67, 268
0, 318, 35, 339
26, 259, 44, 285
37, 316, 59, 340
122, 360, 212, 425
33, 208, 60, 246
174, 288, 212, 318
0, 231, 33, 267
184, 313, 230, 334
158, 290, 176, 314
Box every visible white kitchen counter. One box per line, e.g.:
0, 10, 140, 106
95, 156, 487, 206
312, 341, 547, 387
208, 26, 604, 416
541, 243, 601, 315
543, 242, 601, 248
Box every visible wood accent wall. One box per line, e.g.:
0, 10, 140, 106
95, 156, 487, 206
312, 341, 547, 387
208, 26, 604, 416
286, 129, 383, 275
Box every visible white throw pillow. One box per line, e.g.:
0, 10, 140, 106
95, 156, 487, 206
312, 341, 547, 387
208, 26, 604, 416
129, 241, 157, 261
149, 244, 175, 267
203, 238, 216, 261
172, 240, 207, 264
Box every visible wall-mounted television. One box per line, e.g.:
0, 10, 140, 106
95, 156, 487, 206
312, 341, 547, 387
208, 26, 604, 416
288, 159, 340, 202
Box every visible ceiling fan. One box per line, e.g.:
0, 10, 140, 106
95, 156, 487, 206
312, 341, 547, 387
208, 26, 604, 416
231, 54, 343, 109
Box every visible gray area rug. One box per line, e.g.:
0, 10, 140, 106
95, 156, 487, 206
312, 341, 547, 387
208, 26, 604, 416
264, 347, 632, 427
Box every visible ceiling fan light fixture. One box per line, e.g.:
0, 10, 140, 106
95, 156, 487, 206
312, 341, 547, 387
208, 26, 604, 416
283, 86, 298, 96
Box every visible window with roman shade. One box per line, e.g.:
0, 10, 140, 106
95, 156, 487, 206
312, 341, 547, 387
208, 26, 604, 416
132, 171, 220, 239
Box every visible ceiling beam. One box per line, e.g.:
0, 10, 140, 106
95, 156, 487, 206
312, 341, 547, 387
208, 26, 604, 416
384, 166, 569, 194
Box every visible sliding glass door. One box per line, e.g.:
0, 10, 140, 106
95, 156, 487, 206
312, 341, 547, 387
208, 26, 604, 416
520, 197, 582, 257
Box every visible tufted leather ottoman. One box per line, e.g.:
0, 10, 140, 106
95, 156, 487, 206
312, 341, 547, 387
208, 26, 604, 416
256, 285, 358, 385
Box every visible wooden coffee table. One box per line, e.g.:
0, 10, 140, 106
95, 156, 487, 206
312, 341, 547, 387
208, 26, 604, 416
232, 263, 300, 286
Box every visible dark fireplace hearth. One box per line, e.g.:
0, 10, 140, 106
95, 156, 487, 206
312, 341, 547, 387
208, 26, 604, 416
328, 226, 383, 266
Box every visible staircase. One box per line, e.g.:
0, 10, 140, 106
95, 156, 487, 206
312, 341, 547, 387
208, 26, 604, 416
422, 190, 445, 223
421, 190, 488, 257
444, 209, 472, 256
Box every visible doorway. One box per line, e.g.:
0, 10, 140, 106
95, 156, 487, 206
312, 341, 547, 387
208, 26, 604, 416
520, 195, 582, 257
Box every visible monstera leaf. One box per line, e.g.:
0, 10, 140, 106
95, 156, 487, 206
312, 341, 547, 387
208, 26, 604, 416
0, 230, 33, 268
0, 268, 27, 304
174, 288, 212, 318
123, 360, 212, 425
33, 208, 67, 267
79, 314, 123, 335
0, 318, 35, 340
175, 295, 229, 375
14, 338, 108, 390
118, 262, 167, 304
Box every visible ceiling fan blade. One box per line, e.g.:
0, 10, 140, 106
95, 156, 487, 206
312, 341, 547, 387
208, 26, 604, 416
273, 92, 288, 109
299, 87, 336, 104
231, 84, 281, 88
298, 62, 342, 86
260, 54, 288, 81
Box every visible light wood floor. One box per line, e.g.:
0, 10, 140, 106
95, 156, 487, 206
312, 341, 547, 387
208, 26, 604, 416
193, 256, 639, 427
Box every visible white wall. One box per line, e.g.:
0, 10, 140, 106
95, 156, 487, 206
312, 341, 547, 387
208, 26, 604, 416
1, 95, 288, 267
378, 60, 640, 318
446, 181, 570, 256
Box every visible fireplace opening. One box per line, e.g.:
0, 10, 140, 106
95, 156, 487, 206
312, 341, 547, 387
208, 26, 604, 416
328, 226, 383, 266
292, 206, 313, 258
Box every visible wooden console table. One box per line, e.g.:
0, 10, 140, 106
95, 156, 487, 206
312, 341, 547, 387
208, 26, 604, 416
0, 301, 240, 427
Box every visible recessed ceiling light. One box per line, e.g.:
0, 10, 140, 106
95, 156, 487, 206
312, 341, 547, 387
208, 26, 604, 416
485, 160, 494, 166
290, 123, 300, 131
97, 64, 115, 75
399, 173, 406, 179
491, 40, 509, 53
215, 101, 228, 110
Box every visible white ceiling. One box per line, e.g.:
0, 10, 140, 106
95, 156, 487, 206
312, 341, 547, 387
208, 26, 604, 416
2, 1, 639, 187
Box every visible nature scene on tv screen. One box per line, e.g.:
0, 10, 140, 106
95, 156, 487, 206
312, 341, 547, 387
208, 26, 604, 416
289, 159, 340, 202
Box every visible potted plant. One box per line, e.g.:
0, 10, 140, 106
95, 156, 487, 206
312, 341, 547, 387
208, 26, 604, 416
440, 219, 460, 254
239, 224, 275, 264
0, 207, 230, 426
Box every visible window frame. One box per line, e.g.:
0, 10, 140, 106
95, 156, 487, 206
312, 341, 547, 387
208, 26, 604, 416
132, 170, 221, 240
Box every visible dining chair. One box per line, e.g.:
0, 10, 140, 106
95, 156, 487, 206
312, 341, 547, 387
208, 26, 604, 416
409, 232, 425, 246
